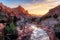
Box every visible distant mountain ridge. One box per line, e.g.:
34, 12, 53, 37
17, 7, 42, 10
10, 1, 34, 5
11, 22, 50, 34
42, 5, 60, 18
40, 5, 60, 29
0, 3, 30, 17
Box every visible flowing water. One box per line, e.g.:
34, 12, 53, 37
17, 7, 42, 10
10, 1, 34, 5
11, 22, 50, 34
30, 24, 50, 40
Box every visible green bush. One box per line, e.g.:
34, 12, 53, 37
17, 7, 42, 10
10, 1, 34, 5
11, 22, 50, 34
4, 21, 18, 40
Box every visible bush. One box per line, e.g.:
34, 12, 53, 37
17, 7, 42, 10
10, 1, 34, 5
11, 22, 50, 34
4, 22, 18, 40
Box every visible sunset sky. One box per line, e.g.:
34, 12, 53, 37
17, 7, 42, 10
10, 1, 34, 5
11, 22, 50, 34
0, 0, 60, 16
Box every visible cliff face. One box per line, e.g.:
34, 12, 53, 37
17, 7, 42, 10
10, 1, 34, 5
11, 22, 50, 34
40, 5, 60, 39
48, 5, 60, 15
12, 5, 30, 17
42, 5, 60, 18
0, 3, 30, 17
0, 3, 31, 22
41, 5, 60, 26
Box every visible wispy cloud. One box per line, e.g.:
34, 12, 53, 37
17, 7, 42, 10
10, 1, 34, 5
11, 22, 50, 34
0, 0, 60, 16
24, 0, 60, 16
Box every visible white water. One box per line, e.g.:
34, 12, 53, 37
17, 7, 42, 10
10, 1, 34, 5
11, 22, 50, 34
30, 24, 50, 40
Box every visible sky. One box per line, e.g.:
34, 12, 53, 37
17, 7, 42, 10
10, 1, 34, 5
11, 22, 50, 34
0, 0, 60, 16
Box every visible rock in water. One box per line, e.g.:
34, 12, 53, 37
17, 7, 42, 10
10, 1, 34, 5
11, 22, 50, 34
30, 28, 50, 40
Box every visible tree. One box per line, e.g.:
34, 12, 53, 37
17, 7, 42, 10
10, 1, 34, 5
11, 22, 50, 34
53, 14, 58, 19
4, 21, 18, 40
54, 24, 60, 39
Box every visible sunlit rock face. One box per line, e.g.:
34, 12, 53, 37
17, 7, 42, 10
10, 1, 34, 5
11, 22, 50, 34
30, 24, 49, 40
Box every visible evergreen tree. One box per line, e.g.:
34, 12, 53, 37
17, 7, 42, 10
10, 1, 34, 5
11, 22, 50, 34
4, 21, 18, 40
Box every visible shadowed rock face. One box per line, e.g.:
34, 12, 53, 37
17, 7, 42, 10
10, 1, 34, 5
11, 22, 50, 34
40, 5, 60, 27
0, 7, 9, 22
0, 3, 31, 25
42, 5, 60, 19
40, 5, 60, 40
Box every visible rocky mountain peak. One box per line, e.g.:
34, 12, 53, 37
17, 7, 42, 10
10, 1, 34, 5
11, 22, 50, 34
42, 5, 60, 19
0, 3, 30, 17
